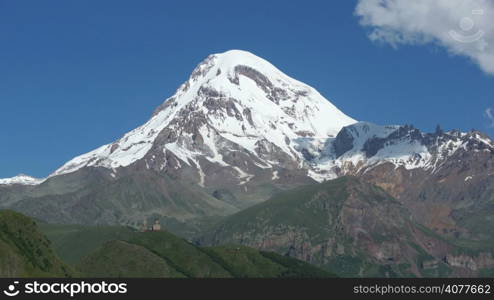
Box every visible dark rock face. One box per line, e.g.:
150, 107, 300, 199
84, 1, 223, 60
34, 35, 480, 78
360, 125, 422, 158
362, 137, 386, 158
301, 148, 316, 161
333, 127, 355, 158
234, 65, 273, 90
242, 108, 254, 127
231, 65, 289, 104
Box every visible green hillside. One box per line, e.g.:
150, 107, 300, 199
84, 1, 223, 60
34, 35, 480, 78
36, 216, 336, 278
78, 240, 186, 278
0, 210, 73, 277
0, 210, 335, 278
76, 231, 336, 278
202, 245, 336, 278
38, 223, 135, 264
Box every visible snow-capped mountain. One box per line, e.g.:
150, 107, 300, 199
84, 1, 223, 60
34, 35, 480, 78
0, 174, 45, 186
50, 50, 356, 184
9, 49, 494, 188
3, 49, 494, 233
298, 122, 494, 181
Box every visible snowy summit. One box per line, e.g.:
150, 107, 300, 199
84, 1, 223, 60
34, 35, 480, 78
0, 174, 45, 186
51, 50, 357, 177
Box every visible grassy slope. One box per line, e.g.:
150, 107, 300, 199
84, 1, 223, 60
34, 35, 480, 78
38, 223, 135, 264
125, 231, 232, 278
37, 221, 336, 278
0, 210, 73, 277
76, 232, 337, 278
77, 240, 186, 278
202, 245, 336, 278
1, 210, 335, 278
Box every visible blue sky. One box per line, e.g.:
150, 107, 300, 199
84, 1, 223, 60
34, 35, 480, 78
1, 0, 493, 178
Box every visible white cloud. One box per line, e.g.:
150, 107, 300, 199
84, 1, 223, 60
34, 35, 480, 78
485, 108, 494, 127
355, 0, 494, 75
